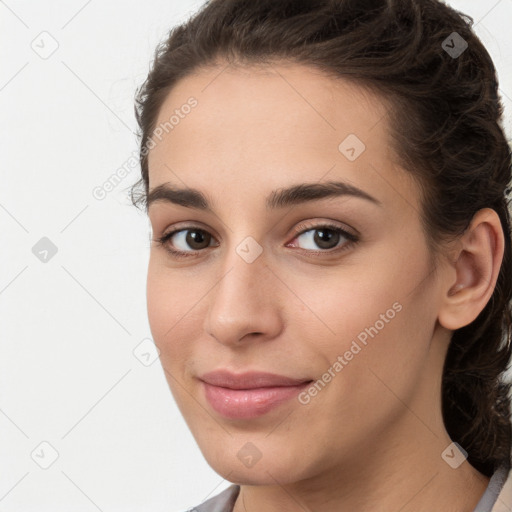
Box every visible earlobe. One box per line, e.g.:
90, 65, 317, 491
438, 208, 504, 331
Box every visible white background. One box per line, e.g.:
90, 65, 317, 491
1, 1, 511, 510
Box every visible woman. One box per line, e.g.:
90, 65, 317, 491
131, 0, 512, 510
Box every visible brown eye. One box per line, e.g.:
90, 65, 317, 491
312, 228, 342, 250
156, 227, 216, 257
183, 229, 211, 250
293, 226, 353, 251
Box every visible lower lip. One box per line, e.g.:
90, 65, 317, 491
202, 381, 311, 419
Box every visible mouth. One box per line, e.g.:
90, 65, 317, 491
199, 370, 313, 419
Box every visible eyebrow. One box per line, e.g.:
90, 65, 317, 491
146, 180, 382, 212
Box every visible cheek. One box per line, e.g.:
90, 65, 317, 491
287, 286, 433, 453
146, 262, 201, 371
287, 269, 406, 357
288, 243, 436, 394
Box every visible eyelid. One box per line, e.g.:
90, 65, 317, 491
155, 219, 359, 257
159, 219, 357, 241
292, 219, 359, 241
156, 223, 219, 252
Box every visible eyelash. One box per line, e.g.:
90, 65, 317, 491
153, 222, 359, 259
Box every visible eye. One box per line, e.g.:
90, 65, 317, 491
155, 227, 216, 257
287, 222, 358, 254
154, 221, 359, 259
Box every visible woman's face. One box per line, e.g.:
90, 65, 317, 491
146, 62, 451, 484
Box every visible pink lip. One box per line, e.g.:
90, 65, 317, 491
199, 370, 312, 419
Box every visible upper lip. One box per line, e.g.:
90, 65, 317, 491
199, 370, 312, 389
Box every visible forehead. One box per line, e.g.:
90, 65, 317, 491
147, 61, 419, 213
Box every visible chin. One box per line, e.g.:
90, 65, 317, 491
197, 437, 312, 486
207, 459, 302, 486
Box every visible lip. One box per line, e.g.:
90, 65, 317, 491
199, 370, 313, 419
200, 370, 311, 389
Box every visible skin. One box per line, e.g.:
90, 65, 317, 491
145, 61, 504, 512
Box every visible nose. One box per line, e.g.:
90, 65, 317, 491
203, 244, 283, 347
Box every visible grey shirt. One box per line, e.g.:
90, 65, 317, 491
187, 463, 511, 512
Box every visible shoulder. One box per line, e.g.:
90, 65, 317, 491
489, 463, 511, 512
182, 485, 240, 512
472, 450, 512, 512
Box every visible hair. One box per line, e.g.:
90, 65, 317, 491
131, 0, 512, 476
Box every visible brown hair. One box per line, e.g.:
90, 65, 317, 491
131, 0, 512, 476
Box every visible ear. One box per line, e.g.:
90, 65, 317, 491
438, 208, 505, 330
